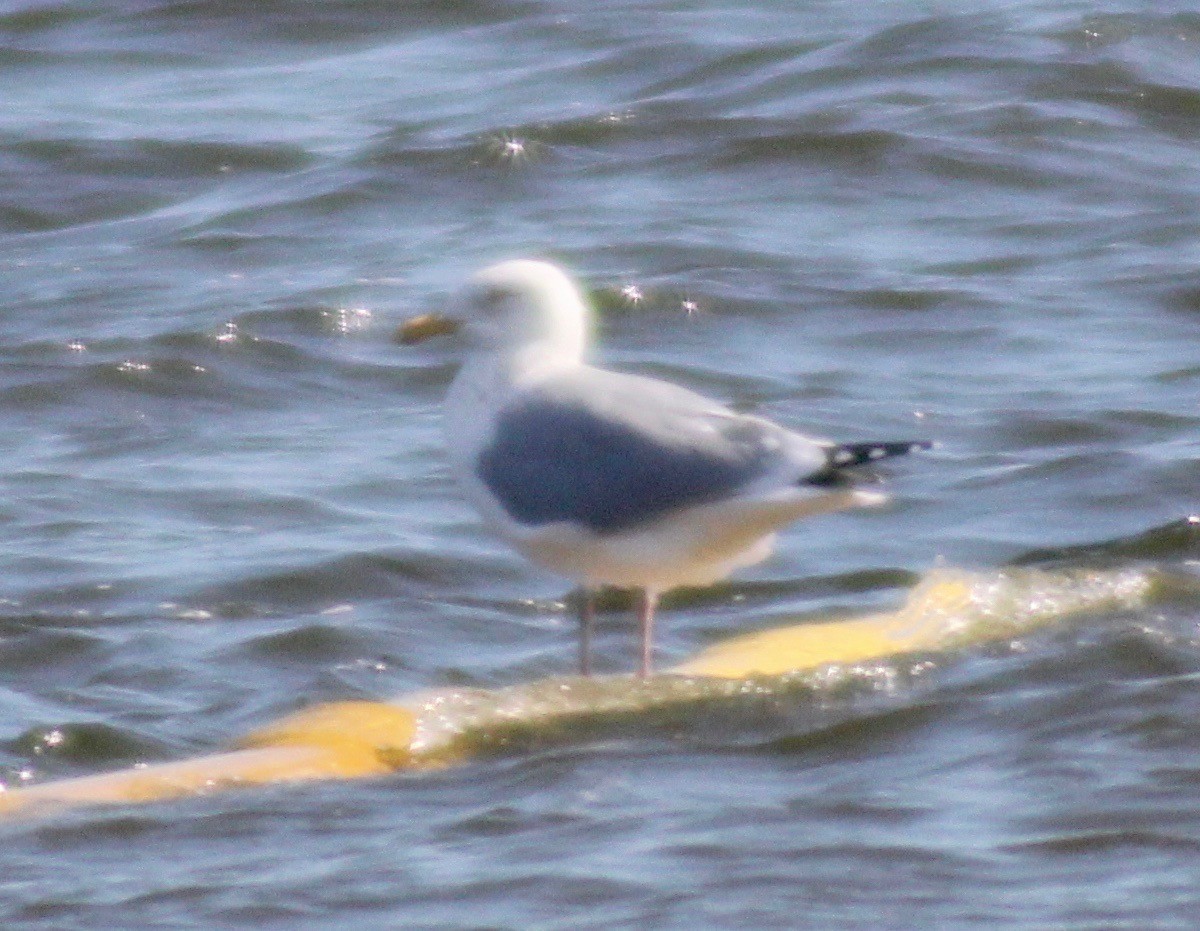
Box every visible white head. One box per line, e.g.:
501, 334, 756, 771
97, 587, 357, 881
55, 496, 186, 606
456, 259, 593, 363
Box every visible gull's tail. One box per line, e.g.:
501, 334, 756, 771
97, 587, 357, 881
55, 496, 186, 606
807, 440, 932, 486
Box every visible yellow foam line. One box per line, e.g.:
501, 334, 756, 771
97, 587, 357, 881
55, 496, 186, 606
236, 699, 418, 772
0, 569, 1152, 816
0, 747, 332, 815
0, 702, 418, 817
671, 615, 913, 678
673, 572, 976, 677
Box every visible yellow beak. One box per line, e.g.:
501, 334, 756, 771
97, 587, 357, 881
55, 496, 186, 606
395, 313, 461, 345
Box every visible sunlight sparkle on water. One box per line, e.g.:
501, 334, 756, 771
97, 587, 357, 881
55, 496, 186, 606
325, 307, 372, 334
482, 133, 540, 167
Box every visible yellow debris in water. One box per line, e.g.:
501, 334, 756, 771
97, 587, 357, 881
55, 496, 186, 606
0, 701, 419, 817
0, 567, 1153, 817
675, 571, 977, 677
237, 700, 419, 774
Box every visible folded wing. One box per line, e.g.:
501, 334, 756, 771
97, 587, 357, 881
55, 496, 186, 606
476, 368, 831, 534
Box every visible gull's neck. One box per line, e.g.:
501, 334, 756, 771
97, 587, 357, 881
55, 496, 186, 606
521, 285, 590, 366
478, 288, 592, 384
466, 339, 583, 396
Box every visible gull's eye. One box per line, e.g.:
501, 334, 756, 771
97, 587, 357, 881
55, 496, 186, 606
479, 285, 512, 315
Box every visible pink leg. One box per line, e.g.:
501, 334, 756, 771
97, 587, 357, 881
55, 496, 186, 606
578, 589, 596, 677
637, 589, 658, 678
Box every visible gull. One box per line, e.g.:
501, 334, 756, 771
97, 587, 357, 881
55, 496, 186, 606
400, 260, 929, 677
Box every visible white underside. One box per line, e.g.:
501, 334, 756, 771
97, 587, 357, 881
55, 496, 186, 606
495, 487, 887, 592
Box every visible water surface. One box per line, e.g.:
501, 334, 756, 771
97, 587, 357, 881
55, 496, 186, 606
3, 0, 1200, 927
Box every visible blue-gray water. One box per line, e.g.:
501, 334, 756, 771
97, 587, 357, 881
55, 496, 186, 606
3, 0, 1200, 926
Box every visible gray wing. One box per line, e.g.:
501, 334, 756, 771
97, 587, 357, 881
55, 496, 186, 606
475, 367, 827, 534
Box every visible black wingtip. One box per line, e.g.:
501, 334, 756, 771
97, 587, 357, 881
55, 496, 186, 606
827, 440, 932, 468
806, 440, 932, 487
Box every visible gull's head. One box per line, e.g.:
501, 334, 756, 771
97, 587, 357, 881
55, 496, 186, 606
399, 259, 592, 364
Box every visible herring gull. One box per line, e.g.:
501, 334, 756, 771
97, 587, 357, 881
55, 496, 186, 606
400, 259, 929, 677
